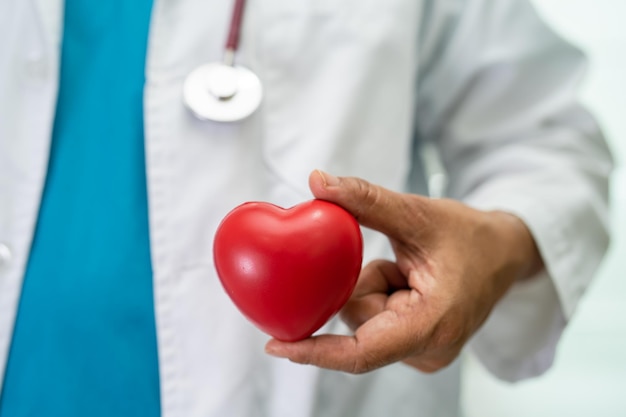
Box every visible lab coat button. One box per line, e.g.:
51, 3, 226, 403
0, 243, 11, 269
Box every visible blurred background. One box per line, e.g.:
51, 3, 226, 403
460, 1, 626, 415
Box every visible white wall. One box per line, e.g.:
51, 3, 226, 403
462, 1, 626, 416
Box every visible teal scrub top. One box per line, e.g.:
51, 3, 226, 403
0, 1, 161, 416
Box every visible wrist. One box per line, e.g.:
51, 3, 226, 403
489, 210, 544, 281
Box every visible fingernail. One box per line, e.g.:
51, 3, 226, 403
265, 346, 279, 357
265, 341, 286, 358
317, 170, 340, 187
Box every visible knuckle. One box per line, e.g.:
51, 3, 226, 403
303, 338, 323, 366
346, 354, 369, 374
296, 353, 312, 366
350, 361, 369, 375
348, 342, 380, 375
351, 354, 378, 375
352, 179, 381, 220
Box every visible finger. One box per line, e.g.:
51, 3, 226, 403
340, 294, 387, 331
266, 308, 422, 374
352, 259, 409, 298
341, 260, 408, 330
308, 170, 430, 239
266, 335, 362, 373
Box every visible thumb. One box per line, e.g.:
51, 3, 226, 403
309, 170, 428, 238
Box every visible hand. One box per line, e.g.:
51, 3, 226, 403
265, 170, 543, 374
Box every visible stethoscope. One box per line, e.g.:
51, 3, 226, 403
183, 0, 262, 122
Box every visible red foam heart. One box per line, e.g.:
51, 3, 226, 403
213, 199, 363, 342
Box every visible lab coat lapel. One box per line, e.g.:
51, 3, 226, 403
31, 0, 63, 54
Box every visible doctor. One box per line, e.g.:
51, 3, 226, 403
0, 0, 612, 417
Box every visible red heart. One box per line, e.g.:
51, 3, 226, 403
213, 199, 363, 342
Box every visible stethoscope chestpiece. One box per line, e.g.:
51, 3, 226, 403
183, 62, 262, 122
183, 0, 262, 123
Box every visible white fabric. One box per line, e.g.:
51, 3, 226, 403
0, 0, 612, 416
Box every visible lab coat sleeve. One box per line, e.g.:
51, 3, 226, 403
415, 0, 613, 382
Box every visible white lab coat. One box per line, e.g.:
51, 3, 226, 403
0, 0, 612, 416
